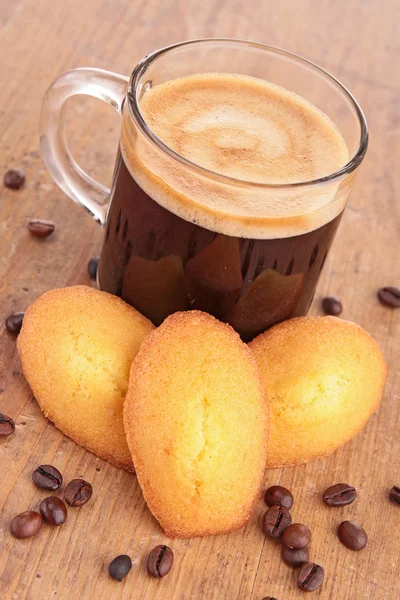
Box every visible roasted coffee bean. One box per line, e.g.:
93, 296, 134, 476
262, 505, 292, 538
264, 485, 293, 510
298, 562, 324, 591
4, 168, 25, 190
88, 256, 99, 280
10, 511, 43, 538
39, 496, 67, 525
5, 312, 24, 335
338, 521, 367, 550
322, 295, 343, 316
281, 544, 309, 568
323, 483, 357, 507
28, 219, 55, 238
0, 413, 15, 436
283, 523, 311, 549
109, 554, 132, 581
262, 597, 278, 600
378, 287, 400, 308
64, 478, 92, 506
389, 485, 400, 504
32, 465, 62, 490
147, 545, 174, 577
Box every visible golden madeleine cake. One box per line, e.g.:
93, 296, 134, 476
250, 316, 386, 467
124, 311, 268, 538
18, 286, 154, 470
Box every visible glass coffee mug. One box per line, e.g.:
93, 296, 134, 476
40, 39, 368, 341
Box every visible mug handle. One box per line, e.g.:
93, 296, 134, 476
40, 68, 129, 225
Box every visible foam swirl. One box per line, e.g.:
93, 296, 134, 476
121, 73, 351, 238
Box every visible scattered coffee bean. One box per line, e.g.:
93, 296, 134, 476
262, 597, 278, 600
297, 562, 324, 592
281, 544, 309, 568
0, 413, 15, 436
337, 520, 367, 550
109, 554, 132, 582
262, 505, 292, 538
322, 295, 343, 316
378, 287, 400, 308
28, 219, 55, 238
5, 312, 24, 335
10, 511, 43, 539
264, 485, 293, 510
283, 523, 311, 549
389, 485, 400, 504
39, 496, 67, 525
4, 169, 25, 190
147, 545, 174, 577
32, 465, 62, 490
64, 478, 92, 506
323, 483, 357, 507
88, 256, 99, 280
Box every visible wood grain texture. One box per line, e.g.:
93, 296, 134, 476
0, 0, 399, 598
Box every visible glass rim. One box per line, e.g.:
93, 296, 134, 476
127, 38, 368, 190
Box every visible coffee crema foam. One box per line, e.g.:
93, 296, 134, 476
121, 73, 351, 238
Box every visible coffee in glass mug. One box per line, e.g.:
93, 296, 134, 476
40, 40, 367, 340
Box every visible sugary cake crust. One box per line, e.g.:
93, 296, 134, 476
17, 285, 154, 471
249, 316, 387, 467
124, 310, 269, 538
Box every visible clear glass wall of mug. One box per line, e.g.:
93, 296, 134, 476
40, 39, 367, 340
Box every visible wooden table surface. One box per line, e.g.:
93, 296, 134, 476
1, 1, 399, 599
